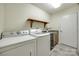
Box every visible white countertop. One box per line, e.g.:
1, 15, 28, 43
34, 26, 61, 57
0, 33, 50, 48
0, 35, 36, 48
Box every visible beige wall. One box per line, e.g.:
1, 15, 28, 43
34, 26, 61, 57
50, 4, 78, 30
0, 4, 4, 34
4, 4, 50, 32
1, 3, 78, 32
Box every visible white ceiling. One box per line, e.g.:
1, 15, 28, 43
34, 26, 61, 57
32, 3, 78, 14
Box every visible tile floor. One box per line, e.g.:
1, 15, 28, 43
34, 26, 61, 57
50, 44, 78, 56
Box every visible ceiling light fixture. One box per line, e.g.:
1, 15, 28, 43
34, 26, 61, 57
50, 3, 62, 8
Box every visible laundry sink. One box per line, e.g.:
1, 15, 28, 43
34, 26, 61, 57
30, 32, 50, 37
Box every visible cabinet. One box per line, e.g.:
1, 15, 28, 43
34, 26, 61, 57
77, 12, 79, 54
0, 34, 50, 56
53, 31, 59, 46
0, 45, 27, 56
0, 40, 36, 56
50, 31, 59, 50
36, 35, 50, 56
26, 42, 36, 56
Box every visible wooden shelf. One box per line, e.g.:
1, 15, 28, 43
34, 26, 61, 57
27, 18, 48, 28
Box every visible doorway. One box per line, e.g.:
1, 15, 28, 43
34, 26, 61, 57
59, 12, 77, 48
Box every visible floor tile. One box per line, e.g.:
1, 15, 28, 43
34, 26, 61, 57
50, 44, 78, 56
